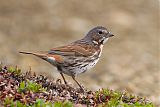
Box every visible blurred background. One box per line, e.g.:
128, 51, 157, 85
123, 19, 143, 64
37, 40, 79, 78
0, 0, 159, 106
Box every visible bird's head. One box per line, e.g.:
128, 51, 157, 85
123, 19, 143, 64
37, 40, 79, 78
84, 26, 114, 45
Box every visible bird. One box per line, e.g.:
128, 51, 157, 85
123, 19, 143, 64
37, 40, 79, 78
19, 26, 114, 90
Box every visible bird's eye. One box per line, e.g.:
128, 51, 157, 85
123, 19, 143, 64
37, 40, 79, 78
98, 30, 103, 34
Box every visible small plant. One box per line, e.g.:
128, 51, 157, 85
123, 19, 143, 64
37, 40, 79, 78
4, 97, 14, 107
18, 81, 26, 93
8, 66, 21, 75
95, 89, 154, 107
32, 99, 73, 107
26, 80, 45, 92
32, 99, 53, 107
53, 101, 73, 107
18, 80, 45, 93
16, 101, 27, 107
0, 63, 2, 71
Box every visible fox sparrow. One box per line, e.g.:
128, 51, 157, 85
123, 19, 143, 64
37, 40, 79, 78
20, 26, 114, 90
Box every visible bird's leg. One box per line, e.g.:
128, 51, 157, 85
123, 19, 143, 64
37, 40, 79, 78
72, 76, 84, 91
60, 72, 67, 84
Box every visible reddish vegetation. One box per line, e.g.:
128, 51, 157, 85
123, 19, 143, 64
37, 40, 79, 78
0, 66, 153, 106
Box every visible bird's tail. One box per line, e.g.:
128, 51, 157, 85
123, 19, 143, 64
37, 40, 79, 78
19, 51, 46, 58
19, 51, 33, 54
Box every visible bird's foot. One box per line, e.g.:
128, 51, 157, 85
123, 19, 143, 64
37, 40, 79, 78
77, 85, 86, 93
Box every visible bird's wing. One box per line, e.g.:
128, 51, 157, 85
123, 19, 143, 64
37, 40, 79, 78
48, 44, 94, 57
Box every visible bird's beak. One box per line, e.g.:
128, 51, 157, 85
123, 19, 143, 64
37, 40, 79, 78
107, 32, 114, 38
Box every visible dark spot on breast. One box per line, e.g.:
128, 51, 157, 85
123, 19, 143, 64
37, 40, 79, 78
80, 64, 88, 69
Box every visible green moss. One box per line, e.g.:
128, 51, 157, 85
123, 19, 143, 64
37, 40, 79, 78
4, 97, 14, 107
53, 101, 73, 107
95, 89, 154, 107
0, 64, 2, 71
16, 101, 27, 107
18, 80, 46, 93
32, 99, 53, 107
4, 98, 73, 107
8, 66, 21, 75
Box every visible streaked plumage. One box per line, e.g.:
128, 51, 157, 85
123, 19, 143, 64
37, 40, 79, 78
20, 26, 114, 90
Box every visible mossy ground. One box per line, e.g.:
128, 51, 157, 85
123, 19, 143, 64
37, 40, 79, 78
0, 65, 154, 107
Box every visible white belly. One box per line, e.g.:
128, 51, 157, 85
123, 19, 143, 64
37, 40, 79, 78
61, 57, 100, 76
